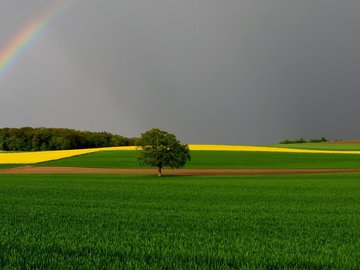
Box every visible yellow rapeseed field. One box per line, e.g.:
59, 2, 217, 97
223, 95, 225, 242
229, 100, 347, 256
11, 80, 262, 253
0, 146, 136, 164
0, 145, 360, 164
188, 144, 360, 154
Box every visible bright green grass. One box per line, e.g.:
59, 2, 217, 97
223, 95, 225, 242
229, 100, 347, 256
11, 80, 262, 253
0, 164, 22, 169
270, 143, 360, 151
39, 150, 360, 169
1, 174, 360, 269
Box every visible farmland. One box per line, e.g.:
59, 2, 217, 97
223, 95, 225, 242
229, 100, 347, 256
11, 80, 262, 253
38, 150, 360, 169
271, 143, 360, 151
1, 174, 360, 269
1, 143, 360, 269
2, 144, 360, 164
0, 164, 20, 169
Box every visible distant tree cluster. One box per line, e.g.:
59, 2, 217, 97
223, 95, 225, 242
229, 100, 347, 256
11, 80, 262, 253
0, 127, 137, 151
279, 137, 328, 144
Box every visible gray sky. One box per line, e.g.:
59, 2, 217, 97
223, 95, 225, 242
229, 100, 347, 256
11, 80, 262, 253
1, 0, 360, 144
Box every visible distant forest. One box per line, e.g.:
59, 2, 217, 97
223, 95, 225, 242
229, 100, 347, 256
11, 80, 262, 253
0, 127, 138, 151
279, 137, 328, 144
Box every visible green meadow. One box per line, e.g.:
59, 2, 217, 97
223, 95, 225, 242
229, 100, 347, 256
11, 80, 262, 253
270, 143, 360, 151
1, 174, 360, 269
0, 164, 20, 169
39, 150, 360, 169
1, 146, 360, 269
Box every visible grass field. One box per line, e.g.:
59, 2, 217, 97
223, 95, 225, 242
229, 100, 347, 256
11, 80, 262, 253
271, 143, 360, 151
0, 164, 21, 169
2, 144, 360, 268
1, 174, 360, 269
39, 150, 360, 169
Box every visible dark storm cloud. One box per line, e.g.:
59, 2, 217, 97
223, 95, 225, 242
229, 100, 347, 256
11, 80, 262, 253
1, 0, 360, 144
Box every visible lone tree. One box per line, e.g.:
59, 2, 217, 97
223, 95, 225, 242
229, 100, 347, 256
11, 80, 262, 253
136, 128, 191, 176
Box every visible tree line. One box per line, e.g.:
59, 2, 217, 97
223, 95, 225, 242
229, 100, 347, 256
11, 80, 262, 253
0, 127, 138, 151
279, 137, 328, 144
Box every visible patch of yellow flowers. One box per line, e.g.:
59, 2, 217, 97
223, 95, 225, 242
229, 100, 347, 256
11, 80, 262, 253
1, 145, 360, 164
189, 144, 360, 154
0, 146, 136, 164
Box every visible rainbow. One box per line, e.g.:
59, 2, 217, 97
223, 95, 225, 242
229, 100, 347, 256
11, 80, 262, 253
0, 0, 73, 76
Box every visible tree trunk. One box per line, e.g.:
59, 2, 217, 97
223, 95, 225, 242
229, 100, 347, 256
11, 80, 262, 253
158, 167, 162, 177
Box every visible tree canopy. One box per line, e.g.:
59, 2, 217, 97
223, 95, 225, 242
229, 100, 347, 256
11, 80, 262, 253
136, 128, 191, 176
0, 127, 137, 151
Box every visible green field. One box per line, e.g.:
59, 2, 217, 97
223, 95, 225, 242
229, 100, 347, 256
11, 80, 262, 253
39, 150, 360, 169
271, 143, 360, 151
0, 164, 21, 169
2, 147, 360, 268
1, 174, 360, 269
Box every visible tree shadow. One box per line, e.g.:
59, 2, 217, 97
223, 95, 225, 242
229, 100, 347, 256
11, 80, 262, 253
158, 174, 196, 178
